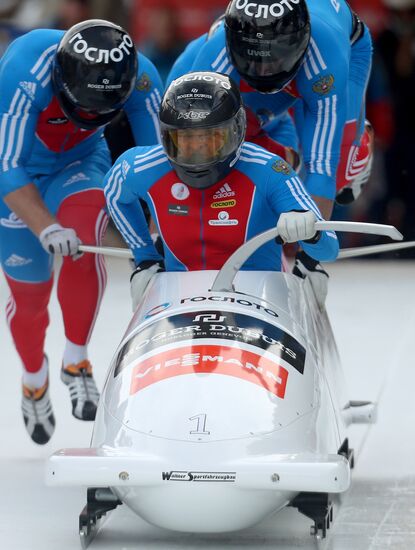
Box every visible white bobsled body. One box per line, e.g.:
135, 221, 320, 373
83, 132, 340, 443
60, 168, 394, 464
48, 270, 354, 533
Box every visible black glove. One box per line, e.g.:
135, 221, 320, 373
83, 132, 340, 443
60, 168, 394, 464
292, 251, 329, 310
130, 260, 165, 311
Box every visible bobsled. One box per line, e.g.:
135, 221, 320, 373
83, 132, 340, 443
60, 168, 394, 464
46, 223, 391, 547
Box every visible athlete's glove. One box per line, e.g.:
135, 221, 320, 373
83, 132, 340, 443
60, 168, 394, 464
293, 251, 329, 310
277, 211, 319, 243
130, 260, 165, 311
39, 223, 81, 257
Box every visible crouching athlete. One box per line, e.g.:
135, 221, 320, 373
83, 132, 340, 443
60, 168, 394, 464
103, 72, 338, 309
0, 19, 163, 445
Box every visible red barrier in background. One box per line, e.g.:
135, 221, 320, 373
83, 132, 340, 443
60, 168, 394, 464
132, 0, 229, 43
348, 0, 389, 37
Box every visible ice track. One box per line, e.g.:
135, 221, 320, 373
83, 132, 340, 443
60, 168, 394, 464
1, 258, 415, 549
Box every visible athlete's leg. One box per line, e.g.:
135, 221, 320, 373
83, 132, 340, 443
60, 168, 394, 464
44, 149, 110, 420
56, 190, 108, 349
44, 149, 110, 353
0, 200, 55, 444
336, 25, 373, 204
0, 202, 53, 375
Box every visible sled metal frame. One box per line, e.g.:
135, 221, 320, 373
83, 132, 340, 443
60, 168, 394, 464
289, 438, 355, 539
289, 491, 334, 539
79, 488, 122, 549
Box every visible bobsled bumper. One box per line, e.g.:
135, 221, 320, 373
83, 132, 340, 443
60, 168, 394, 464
46, 448, 350, 493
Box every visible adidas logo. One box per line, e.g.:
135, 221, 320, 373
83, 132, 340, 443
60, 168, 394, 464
0, 212, 27, 229
5, 254, 32, 267
213, 183, 235, 199
63, 172, 90, 187
19, 81, 37, 100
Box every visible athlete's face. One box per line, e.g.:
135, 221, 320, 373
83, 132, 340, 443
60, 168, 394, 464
176, 128, 227, 164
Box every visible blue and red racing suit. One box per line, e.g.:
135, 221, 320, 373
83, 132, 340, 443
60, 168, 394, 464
177, 0, 372, 201
0, 29, 163, 373
103, 143, 339, 271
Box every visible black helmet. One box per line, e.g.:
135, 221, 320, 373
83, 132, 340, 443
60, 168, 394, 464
52, 19, 138, 129
159, 72, 246, 189
225, 0, 311, 93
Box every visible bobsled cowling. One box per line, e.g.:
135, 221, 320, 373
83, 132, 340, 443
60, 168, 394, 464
47, 269, 353, 533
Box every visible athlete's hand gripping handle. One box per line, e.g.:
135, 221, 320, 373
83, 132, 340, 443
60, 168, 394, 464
130, 260, 165, 311
39, 223, 81, 257
276, 210, 319, 243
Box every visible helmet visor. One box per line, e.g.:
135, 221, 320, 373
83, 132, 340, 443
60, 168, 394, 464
56, 90, 120, 129
227, 29, 309, 92
162, 117, 244, 168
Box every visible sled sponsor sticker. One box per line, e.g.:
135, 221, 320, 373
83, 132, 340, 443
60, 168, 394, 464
162, 470, 236, 482
180, 297, 279, 318
144, 302, 171, 319
116, 309, 301, 371
116, 309, 305, 376
130, 344, 289, 398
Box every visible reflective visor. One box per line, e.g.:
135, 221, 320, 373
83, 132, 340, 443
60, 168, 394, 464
162, 118, 243, 168
227, 29, 310, 92
57, 91, 119, 129
72, 109, 101, 121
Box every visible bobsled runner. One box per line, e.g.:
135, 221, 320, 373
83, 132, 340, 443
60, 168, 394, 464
46, 222, 400, 547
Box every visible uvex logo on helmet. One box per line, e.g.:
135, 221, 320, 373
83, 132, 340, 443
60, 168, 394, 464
68, 32, 133, 63
235, 0, 300, 18
247, 50, 271, 57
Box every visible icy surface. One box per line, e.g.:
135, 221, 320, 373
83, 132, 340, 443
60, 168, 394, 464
1, 258, 415, 549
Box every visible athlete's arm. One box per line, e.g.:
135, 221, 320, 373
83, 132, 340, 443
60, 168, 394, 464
124, 53, 164, 146
295, 24, 349, 218
265, 112, 299, 151
0, 32, 61, 235
103, 147, 163, 265
3, 185, 57, 235
264, 158, 339, 262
